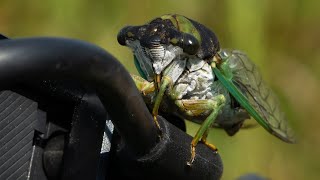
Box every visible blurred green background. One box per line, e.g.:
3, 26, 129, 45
1, 0, 319, 179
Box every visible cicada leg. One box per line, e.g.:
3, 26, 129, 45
131, 74, 162, 130
131, 74, 155, 95
152, 76, 173, 131
132, 74, 173, 133
200, 128, 218, 153
175, 95, 226, 166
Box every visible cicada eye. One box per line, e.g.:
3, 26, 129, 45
117, 26, 135, 46
181, 33, 200, 55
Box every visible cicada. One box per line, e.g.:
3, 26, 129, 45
117, 14, 295, 165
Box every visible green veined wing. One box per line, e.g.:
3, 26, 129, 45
212, 49, 295, 143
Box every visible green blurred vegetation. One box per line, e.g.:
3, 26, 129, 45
1, 0, 319, 179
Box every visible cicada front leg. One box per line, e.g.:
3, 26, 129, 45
175, 95, 226, 165
151, 76, 173, 132
132, 74, 170, 132
131, 74, 156, 95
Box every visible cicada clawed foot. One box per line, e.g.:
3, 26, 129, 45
187, 145, 196, 166
187, 140, 218, 166
205, 143, 218, 152
201, 138, 218, 152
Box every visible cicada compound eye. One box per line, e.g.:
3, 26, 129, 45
117, 26, 135, 46
180, 33, 200, 55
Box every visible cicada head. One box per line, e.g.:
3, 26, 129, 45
117, 14, 220, 80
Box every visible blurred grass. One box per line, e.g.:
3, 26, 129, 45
1, 0, 319, 179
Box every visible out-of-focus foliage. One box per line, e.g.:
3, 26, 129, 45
1, 0, 319, 179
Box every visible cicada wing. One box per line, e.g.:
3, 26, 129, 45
213, 49, 295, 143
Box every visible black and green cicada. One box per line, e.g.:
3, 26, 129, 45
117, 14, 295, 165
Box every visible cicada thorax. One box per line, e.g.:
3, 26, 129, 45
159, 14, 220, 60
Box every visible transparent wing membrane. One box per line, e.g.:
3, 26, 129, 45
217, 49, 295, 143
